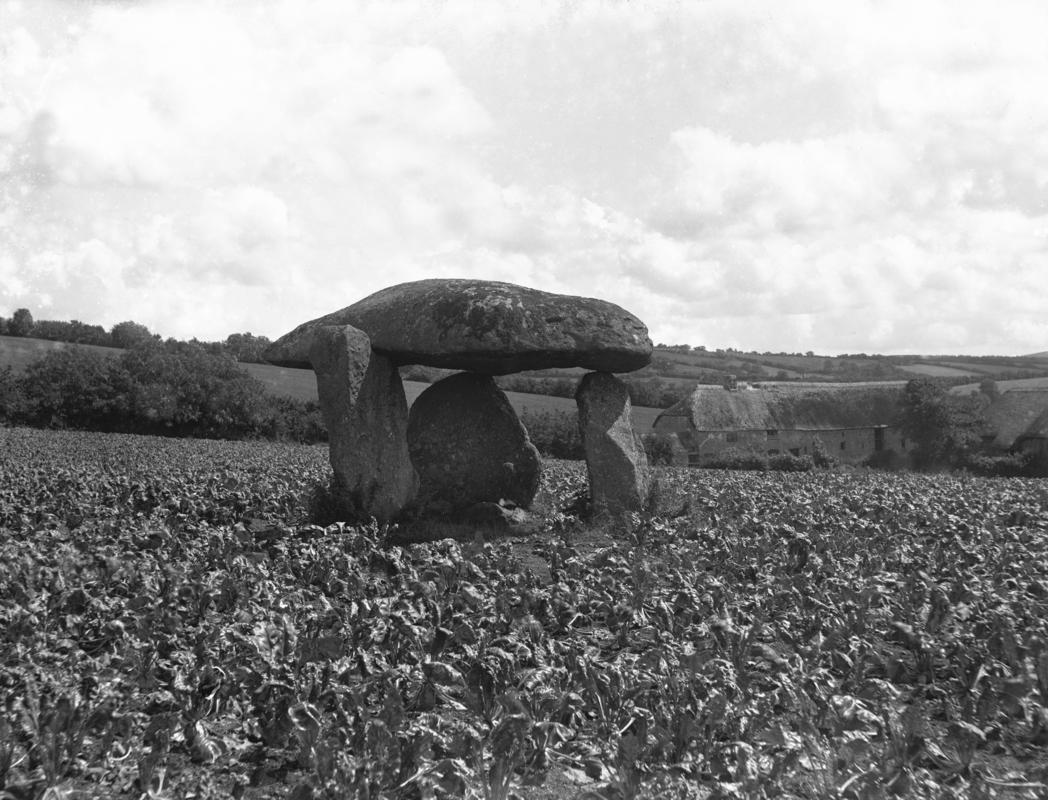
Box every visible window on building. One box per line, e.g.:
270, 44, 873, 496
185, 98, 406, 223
789, 448, 801, 456
726, 432, 739, 443
840, 441, 846, 450
767, 429, 778, 437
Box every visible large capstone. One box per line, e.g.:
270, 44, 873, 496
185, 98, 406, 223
309, 325, 417, 522
264, 279, 652, 374
407, 372, 541, 514
576, 371, 649, 516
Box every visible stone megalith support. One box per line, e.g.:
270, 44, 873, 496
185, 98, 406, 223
309, 324, 417, 523
576, 371, 650, 516
407, 372, 541, 514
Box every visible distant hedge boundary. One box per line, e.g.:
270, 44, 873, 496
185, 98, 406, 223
0, 341, 325, 443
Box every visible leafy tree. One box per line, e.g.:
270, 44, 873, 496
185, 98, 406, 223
9, 308, 34, 337
110, 320, 155, 349
223, 332, 273, 363
901, 379, 984, 470
979, 379, 1000, 400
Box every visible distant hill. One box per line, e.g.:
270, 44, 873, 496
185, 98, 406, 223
634, 348, 1048, 385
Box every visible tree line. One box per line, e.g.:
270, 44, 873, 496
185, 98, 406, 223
0, 341, 324, 443
0, 308, 273, 364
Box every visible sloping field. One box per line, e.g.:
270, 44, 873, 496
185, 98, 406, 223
898, 363, 978, 377
0, 334, 118, 370
938, 360, 1043, 376
2, 336, 662, 431
953, 375, 1048, 394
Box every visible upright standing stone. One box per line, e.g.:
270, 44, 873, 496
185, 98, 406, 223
576, 371, 649, 516
407, 372, 541, 514
309, 325, 417, 523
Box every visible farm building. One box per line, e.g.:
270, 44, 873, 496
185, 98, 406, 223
653, 382, 912, 466
980, 389, 1048, 458
1016, 411, 1048, 459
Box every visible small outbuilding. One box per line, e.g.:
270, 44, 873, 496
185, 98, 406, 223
653, 381, 912, 465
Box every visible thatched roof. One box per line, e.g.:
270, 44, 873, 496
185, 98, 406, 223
657, 382, 906, 432
986, 390, 1048, 447
1019, 410, 1048, 442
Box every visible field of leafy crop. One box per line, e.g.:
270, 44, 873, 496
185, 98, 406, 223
3, 426, 1048, 799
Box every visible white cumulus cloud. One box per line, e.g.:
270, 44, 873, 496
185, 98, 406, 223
0, 0, 1045, 355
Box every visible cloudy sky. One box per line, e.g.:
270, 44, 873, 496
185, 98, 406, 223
1, 0, 1046, 355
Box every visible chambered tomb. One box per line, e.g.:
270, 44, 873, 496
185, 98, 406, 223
265, 278, 653, 522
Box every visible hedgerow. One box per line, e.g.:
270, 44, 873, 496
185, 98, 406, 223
0, 342, 324, 443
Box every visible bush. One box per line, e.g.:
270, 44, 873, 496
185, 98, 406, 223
643, 432, 682, 466
700, 448, 814, 472
259, 397, 327, 443
17, 349, 133, 429
702, 448, 771, 471
120, 341, 269, 438
810, 438, 840, 469
0, 366, 23, 421
960, 451, 1034, 478
865, 448, 904, 471
519, 409, 583, 459
768, 452, 815, 472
